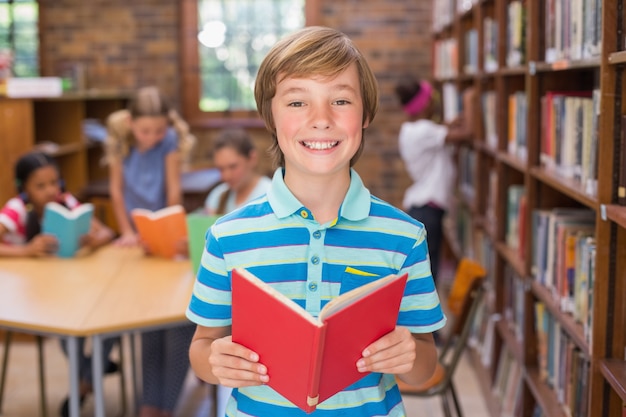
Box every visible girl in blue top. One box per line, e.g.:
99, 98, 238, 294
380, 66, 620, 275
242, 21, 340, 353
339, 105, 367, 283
105, 86, 196, 417
105, 86, 195, 247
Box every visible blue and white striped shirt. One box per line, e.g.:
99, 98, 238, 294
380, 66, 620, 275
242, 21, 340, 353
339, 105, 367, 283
187, 168, 446, 417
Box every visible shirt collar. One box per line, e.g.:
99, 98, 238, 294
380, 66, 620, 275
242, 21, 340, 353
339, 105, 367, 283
267, 167, 371, 222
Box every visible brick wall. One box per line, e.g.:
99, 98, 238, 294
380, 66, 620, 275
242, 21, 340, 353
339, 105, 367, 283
39, 0, 433, 208
39, 0, 181, 106
317, 0, 433, 205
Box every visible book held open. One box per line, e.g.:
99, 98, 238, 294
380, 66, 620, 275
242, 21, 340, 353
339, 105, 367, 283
231, 268, 408, 413
131, 204, 188, 259
42, 202, 94, 258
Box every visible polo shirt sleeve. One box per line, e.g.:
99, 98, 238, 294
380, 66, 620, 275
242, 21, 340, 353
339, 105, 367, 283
397, 226, 447, 334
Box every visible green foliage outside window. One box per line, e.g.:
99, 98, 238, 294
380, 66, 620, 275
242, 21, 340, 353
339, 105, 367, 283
197, 0, 304, 112
0, 0, 38, 77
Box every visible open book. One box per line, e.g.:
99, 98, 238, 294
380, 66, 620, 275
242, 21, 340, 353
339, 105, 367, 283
231, 268, 408, 413
42, 202, 94, 258
186, 213, 220, 274
131, 205, 188, 258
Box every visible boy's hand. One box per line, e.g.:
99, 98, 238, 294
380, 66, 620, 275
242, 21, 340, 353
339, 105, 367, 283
209, 335, 269, 387
27, 234, 58, 257
356, 326, 419, 375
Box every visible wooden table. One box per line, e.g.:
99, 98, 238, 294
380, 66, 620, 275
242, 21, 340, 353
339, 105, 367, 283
0, 246, 195, 417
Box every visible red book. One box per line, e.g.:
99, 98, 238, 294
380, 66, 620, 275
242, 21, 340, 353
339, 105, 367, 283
231, 268, 408, 413
131, 204, 188, 258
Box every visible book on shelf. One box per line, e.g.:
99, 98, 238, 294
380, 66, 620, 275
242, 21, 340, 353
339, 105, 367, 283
619, 115, 626, 205
544, 0, 603, 62
42, 202, 94, 258
231, 268, 408, 413
131, 204, 188, 259
483, 17, 498, 73
506, 185, 525, 251
534, 208, 594, 292
539, 90, 595, 183
185, 212, 220, 274
507, 91, 528, 161
534, 301, 549, 383
506, 1, 526, 67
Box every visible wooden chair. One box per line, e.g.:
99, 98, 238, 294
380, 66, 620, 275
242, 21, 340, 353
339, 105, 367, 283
396, 258, 486, 417
0, 331, 127, 417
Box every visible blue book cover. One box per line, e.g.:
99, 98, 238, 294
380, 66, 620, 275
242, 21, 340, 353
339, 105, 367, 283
42, 202, 94, 258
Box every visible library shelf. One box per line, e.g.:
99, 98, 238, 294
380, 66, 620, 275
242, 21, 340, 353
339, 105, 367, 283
599, 359, 626, 402
529, 167, 599, 210
603, 204, 626, 230
430, 0, 624, 414
529, 280, 590, 358
525, 368, 568, 417
497, 151, 526, 173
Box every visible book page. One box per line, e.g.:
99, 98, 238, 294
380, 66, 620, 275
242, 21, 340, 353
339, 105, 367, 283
319, 273, 402, 321
46, 201, 94, 219
234, 268, 321, 327
131, 204, 185, 220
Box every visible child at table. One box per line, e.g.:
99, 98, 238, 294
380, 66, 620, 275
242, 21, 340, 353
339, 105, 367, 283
186, 26, 446, 416
104, 86, 196, 417
0, 151, 117, 417
204, 127, 271, 216
0, 151, 113, 257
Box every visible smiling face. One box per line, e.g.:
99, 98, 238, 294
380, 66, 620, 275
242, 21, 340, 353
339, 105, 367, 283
271, 63, 368, 181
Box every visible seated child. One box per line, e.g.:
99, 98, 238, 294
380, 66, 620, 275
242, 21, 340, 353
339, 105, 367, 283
0, 151, 113, 256
0, 151, 118, 416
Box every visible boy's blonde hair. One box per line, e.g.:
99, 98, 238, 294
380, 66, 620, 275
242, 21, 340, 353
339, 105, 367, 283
254, 26, 379, 167
104, 86, 196, 165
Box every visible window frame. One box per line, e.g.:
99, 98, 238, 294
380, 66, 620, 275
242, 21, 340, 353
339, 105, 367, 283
179, 0, 319, 127
0, 0, 42, 77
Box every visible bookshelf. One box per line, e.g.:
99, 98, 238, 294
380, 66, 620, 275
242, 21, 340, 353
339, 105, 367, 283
432, 0, 626, 416
0, 92, 129, 206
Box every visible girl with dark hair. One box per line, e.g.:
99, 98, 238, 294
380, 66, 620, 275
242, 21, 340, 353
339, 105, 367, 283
0, 151, 116, 417
0, 151, 113, 256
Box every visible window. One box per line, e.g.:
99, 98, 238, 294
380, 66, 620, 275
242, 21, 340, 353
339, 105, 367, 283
180, 0, 319, 124
0, 0, 38, 77
197, 0, 304, 112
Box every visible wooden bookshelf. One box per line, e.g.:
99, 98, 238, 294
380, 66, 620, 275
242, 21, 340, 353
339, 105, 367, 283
0, 92, 129, 205
432, 0, 626, 416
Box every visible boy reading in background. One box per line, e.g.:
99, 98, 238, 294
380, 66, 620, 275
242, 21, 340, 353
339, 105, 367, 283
204, 127, 271, 216
187, 26, 446, 416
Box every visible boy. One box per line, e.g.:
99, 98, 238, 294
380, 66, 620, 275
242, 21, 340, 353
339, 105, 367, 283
187, 26, 446, 416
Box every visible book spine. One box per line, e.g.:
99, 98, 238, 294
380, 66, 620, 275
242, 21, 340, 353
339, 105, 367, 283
305, 325, 327, 413
618, 115, 626, 205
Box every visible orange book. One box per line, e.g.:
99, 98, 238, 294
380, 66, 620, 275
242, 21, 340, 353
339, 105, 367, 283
231, 268, 408, 413
131, 204, 188, 258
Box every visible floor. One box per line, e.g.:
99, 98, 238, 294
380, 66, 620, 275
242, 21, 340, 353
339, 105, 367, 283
0, 335, 490, 417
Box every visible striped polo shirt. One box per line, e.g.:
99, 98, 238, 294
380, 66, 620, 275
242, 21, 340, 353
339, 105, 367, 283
186, 168, 447, 417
